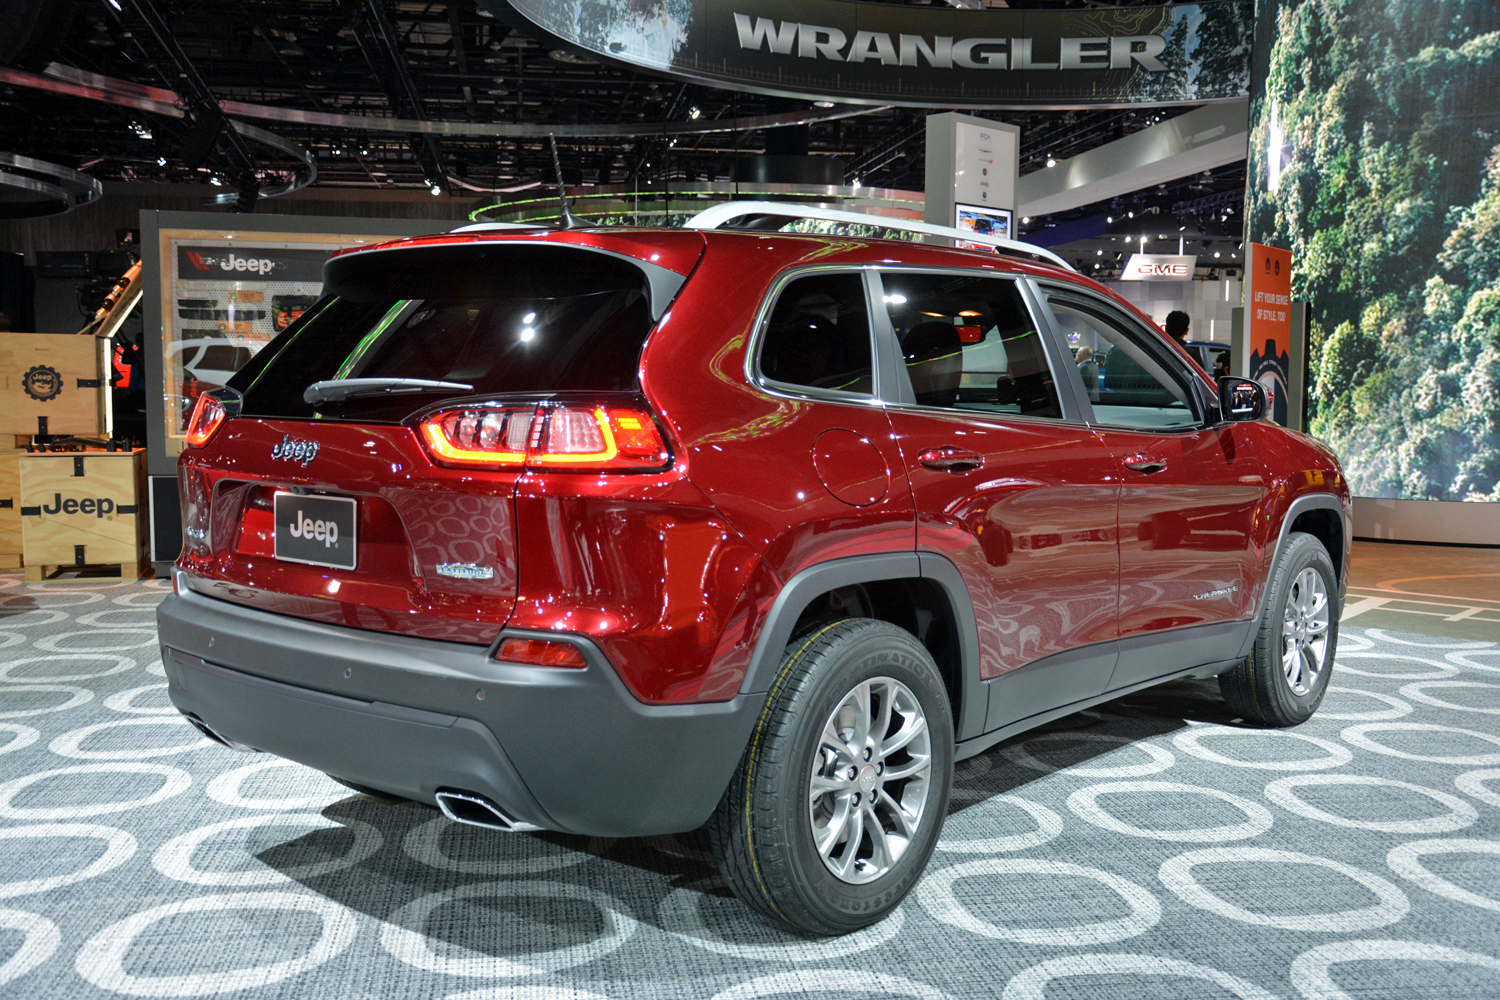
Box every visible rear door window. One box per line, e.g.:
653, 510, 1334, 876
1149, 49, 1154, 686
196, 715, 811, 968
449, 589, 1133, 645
757, 272, 874, 397
879, 270, 1062, 419
229, 243, 659, 422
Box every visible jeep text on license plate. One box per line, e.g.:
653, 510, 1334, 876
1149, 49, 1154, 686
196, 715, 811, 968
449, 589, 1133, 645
272, 492, 357, 571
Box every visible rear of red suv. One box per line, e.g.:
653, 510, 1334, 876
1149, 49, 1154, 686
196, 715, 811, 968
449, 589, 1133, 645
159, 228, 779, 839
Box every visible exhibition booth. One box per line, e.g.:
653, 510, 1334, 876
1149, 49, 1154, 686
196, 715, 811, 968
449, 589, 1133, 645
0, 0, 1496, 997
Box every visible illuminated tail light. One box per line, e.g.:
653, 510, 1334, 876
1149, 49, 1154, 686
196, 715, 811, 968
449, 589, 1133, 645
418, 404, 670, 472
493, 637, 588, 668
185, 394, 227, 448
419, 406, 535, 466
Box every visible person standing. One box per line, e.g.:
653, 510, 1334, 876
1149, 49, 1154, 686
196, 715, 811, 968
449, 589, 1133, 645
1164, 310, 1190, 348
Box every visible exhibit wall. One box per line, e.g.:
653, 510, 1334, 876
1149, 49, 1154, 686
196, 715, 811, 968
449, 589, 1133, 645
1245, 0, 1500, 504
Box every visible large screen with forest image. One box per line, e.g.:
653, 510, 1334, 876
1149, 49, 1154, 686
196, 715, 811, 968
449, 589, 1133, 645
1246, 0, 1500, 501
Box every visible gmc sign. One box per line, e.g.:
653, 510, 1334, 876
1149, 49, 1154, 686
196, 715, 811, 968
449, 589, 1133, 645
1121, 254, 1197, 282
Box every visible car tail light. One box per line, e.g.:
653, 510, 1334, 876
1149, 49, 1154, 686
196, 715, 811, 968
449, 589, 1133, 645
185, 394, 227, 448
418, 406, 536, 466
417, 404, 670, 472
493, 637, 588, 668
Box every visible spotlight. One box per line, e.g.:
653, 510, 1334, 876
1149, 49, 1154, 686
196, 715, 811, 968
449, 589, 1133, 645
1021, 216, 1030, 224
430, 182, 442, 196
689, 107, 701, 119
1046, 157, 1057, 168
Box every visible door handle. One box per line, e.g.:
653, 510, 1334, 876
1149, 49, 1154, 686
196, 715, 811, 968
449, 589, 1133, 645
1122, 454, 1168, 474
918, 448, 985, 473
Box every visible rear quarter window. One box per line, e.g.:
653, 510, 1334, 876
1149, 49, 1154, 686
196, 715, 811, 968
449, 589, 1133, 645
756, 271, 874, 397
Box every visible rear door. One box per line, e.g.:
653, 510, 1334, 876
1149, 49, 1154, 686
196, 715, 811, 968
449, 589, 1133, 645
875, 269, 1120, 731
1039, 287, 1266, 689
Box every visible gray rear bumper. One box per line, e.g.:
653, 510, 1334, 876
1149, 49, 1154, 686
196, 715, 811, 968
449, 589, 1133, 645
157, 573, 759, 837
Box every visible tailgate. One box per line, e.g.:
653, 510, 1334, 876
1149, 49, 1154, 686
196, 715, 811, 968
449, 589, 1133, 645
178, 419, 518, 643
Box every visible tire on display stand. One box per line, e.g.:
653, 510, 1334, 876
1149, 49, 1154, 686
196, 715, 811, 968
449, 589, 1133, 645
710, 618, 954, 935
1220, 531, 1340, 727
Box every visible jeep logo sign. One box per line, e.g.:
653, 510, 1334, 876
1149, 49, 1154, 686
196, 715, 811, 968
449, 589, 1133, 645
176, 245, 332, 284
1121, 254, 1197, 282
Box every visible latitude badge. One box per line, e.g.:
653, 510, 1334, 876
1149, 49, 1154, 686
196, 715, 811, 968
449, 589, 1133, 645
21, 365, 63, 402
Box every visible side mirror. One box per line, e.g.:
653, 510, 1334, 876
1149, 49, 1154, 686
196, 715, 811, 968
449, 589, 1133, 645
1217, 376, 1266, 422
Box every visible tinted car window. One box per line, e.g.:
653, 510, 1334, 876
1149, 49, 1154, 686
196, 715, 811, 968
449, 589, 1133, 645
1047, 292, 1200, 430
881, 271, 1061, 418
758, 272, 874, 396
229, 244, 656, 422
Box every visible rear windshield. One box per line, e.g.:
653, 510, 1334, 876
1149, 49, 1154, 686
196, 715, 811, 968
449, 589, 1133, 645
229, 243, 657, 422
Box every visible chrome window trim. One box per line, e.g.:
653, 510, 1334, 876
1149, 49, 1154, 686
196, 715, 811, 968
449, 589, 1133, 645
744, 263, 887, 408
867, 265, 1090, 427
1033, 281, 1212, 434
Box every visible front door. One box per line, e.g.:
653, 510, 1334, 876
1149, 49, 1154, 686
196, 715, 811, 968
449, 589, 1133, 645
1041, 289, 1266, 690
876, 270, 1120, 730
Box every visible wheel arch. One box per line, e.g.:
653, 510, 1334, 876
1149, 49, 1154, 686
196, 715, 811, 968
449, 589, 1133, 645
739, 552, 987, 741
1236, 492, 1347, 658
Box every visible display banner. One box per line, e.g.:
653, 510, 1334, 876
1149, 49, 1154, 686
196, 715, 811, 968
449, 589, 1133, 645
174, 246, 331, 284
1243, 242, 1291, 426
1120, 253, 1195, 281
488, 0, 1252, 107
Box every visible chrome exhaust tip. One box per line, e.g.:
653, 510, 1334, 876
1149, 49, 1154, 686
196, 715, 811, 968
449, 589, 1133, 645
434, 789, 538, 832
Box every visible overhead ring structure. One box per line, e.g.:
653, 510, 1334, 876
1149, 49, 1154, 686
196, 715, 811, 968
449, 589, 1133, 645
0, 152, 102, 218
0, 66, 317, 204
5, 63, 881, 140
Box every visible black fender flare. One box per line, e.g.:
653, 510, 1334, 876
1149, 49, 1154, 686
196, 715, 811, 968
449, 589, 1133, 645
1235, 491, 1348, 659
737, 551, 988, 741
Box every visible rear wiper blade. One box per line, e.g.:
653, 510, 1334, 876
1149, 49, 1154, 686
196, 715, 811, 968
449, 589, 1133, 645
304, 378, 474, 406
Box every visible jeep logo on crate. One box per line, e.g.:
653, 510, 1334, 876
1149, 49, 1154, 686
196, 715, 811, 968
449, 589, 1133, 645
23, 494, 135, 519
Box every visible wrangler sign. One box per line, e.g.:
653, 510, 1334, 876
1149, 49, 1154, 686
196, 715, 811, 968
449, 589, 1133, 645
490, 0, 1252, 107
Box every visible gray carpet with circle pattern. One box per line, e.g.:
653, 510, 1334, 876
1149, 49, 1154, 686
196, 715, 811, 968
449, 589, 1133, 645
0, 574, 1498, 1000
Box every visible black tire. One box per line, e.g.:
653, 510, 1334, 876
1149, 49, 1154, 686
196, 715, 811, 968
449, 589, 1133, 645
709, 618, 954, 935
1219, 532, 1339, 726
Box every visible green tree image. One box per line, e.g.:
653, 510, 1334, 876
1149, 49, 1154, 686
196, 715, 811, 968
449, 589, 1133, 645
1247, 0, 1500, 500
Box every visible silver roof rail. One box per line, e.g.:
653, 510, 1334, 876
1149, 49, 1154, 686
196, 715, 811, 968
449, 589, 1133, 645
684, 200, 1074, 272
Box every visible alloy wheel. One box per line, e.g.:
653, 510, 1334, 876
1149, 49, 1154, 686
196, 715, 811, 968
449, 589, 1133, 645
807, 675, 933, 884
1281, 566, 1331, 696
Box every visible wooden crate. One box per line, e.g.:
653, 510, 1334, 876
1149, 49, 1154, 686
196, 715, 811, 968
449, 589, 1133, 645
0, 333, 110, 438
0, 449, 20, 569
20, 449, 147, 579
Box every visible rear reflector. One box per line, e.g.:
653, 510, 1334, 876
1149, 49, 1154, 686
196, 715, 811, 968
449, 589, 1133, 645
418, 404, 670, 472
493, 637, 588, 668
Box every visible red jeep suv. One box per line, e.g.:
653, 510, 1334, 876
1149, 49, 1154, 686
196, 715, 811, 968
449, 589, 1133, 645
159, 219, 1349, 935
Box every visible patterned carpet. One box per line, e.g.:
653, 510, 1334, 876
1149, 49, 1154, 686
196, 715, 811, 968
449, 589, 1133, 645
0, 573, 1498, 999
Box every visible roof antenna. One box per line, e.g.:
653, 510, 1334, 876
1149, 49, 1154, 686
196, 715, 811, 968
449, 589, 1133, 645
548, 134, 582, 229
